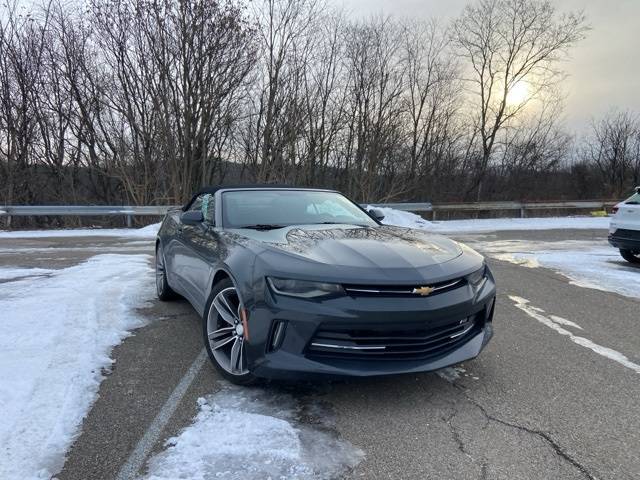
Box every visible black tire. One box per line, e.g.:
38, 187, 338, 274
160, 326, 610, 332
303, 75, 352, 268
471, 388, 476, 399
203, 277, 257, 385
156, 243, 177, 301
620, 249, 640, 264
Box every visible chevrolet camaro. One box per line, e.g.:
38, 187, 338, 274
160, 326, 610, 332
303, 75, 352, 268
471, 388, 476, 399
155, 185, 496, 384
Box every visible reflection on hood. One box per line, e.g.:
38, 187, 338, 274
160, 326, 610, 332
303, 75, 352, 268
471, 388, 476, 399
232, 224, 462, 269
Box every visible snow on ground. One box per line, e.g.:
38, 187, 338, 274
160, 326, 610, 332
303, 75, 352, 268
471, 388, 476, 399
474, 239, 640, 299
141, 384, 364, 480
0, 254, 155, 480
374, 207, 638, 299
372, 206, 610, 233
372, 206, 435, 230
0, 222, 161, 239
428, 216, 610, 233
0, 267, 55, 281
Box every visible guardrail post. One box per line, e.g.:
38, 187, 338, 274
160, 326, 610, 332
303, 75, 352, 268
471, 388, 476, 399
520, 206, 526, 218
432, 210, 437, 221
126, 214, 132, 228
6, 215, 11, 229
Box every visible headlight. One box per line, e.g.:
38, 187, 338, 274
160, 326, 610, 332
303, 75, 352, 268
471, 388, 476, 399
466, 265, 487, 290
267, 277, 344, 298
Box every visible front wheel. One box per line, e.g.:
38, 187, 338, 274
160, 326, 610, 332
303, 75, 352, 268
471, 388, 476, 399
620, 249, 640, 264
203, 278, 257, 385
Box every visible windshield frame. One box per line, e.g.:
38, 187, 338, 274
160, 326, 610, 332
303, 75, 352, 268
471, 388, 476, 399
219, 188, 379, 229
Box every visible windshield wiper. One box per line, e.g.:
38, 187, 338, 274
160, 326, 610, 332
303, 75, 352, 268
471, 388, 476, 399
239, 224, 287, 230
625, 201, 640, 205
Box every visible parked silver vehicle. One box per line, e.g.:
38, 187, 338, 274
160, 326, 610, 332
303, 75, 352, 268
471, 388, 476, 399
609, 186, 640, 264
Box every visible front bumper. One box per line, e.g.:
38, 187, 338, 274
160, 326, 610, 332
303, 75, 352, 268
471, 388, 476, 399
608, 228, 640, 251
244, 276, 496, 380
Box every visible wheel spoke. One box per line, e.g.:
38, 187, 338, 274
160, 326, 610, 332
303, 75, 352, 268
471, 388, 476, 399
213, 334, 236, 350
230, 338, 243, 373
220, 290, 238, 319
209, 326, 234, 340
213, 291, 238, 325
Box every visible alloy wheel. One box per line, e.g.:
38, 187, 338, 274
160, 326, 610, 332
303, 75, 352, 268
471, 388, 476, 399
206, 286, 248, 375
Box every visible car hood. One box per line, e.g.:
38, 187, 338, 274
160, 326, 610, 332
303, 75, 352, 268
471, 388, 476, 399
231, 224, 463, 270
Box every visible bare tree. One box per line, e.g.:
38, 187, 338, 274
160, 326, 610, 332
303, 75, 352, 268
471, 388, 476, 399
0, 1, 52, 206
400, 19, 461, 200
584, 110, 640, 197
244, 0, 320, 182
341, 16, 405, 200
452, 0, 587, 200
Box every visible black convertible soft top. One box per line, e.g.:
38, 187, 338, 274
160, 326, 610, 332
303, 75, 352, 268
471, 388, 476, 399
183, 184, 328, 211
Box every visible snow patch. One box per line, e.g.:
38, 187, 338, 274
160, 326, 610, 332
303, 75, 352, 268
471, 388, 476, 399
492, 253, 540, 268
436, 366, 467, 382
0, 254, 155, 479
376, 210, 609, 234
475, 239, 640, 299
509, 296, 640, 374
368, 206, 434, 230
0, 222, 161, 239
0, 267, 55, 281
427, 216, 609, 233
141, 384, 364, 480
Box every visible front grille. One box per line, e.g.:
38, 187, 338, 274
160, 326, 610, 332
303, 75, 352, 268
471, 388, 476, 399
612, 229, 640, 241
343, 277, 465, 297
307, 315, 480, 361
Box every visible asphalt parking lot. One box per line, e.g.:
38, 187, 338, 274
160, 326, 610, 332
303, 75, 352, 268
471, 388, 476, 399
1, 228, 638, 480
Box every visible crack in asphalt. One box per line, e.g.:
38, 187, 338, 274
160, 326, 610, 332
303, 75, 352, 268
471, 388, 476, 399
450, 383, 598, 480
445, 405, 491, 480
479, 463, 488, 480
444, 408, 472, 458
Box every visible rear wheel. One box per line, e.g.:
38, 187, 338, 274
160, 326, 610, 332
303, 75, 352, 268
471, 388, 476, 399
156, 243, 177, 301
620, 249, 640, 264
203, 278, 256, 385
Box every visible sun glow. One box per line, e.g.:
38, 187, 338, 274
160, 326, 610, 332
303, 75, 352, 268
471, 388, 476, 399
506, 81, 530, 106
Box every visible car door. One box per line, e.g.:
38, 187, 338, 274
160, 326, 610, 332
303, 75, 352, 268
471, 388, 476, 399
180, 194, 220, 310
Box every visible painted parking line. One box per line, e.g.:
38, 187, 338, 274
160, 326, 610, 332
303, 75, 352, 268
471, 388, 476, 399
510, 295, 640, 374
115, 349, 208, 480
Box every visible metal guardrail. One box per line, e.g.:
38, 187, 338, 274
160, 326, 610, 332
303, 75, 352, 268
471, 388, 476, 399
366, 202, 432, 211
0, 200, 616, 226
428, 200, 618, 220
0, 205, 175, 228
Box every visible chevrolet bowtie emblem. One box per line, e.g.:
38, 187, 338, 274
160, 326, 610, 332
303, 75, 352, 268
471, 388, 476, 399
412, 286, 435, 296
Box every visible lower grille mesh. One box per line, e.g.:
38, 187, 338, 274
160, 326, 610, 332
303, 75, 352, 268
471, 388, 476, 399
307, 315, 480, 360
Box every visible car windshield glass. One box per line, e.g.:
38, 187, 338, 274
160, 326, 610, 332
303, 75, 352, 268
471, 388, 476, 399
625, 192, 640, 204
222, 190, 378, 228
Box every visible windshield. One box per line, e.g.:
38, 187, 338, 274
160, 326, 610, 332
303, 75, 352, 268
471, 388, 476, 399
625, 192, 640, 204
222, 190, 378, 228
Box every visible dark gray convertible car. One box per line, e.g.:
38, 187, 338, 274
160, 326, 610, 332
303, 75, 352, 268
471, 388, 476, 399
156, 185, 495, 384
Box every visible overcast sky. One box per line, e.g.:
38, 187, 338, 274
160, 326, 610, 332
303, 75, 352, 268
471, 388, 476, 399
336, 0, 640, 135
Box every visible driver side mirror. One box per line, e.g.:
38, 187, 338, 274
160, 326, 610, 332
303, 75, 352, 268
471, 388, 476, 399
181, 210, 204, 225
368, 208, 385, 222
